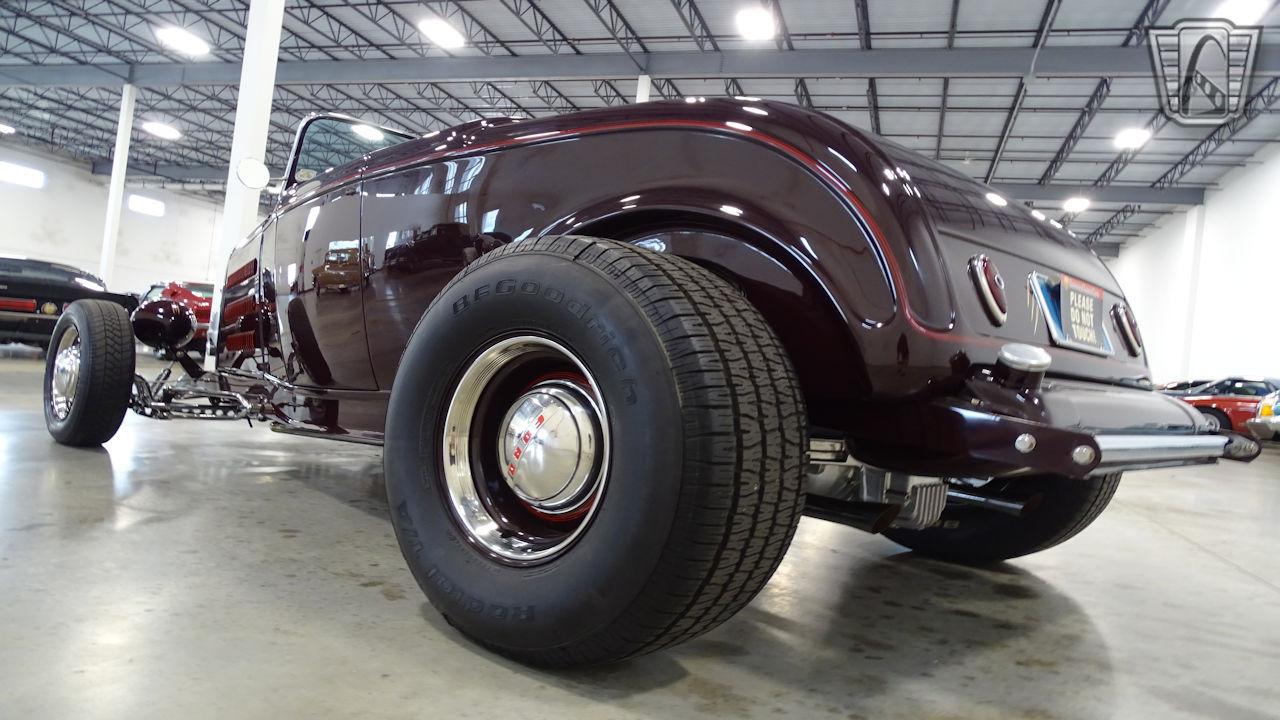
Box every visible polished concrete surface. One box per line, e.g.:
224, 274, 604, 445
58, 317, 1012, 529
2, 345, 1278, 719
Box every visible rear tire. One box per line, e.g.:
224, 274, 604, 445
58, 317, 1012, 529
1199, 408, 1230, 432
384, 236, 806, 667
43, 300, 136, 447
883, 473, 1121, 563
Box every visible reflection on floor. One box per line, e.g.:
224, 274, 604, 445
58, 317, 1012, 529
1, 345, 1278, 719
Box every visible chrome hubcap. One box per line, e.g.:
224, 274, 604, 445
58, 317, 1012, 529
442, 335, 609, 564
499, 381, 601, 514
49, 327, 81, 421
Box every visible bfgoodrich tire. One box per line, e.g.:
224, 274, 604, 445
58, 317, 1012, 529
43, 299, 136, 447
883, 473, 1122, 564
384, 236, 806, 667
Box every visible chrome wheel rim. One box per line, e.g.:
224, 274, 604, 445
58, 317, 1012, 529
442, 335, 610, 564
49, 326, 81, 421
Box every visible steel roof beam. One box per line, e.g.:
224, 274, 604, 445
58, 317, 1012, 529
854, 0, 880, 135
1038, 0, 1168, 184
984, 0, 1060, 184
1084, 77, 1280, 242
1085, 204, 1141, 245
935, 0, 960, 160
11, 45, 1271, 88
1151, 76, 1280, 189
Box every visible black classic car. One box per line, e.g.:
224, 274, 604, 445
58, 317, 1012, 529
40, 100, 1259, 667
0, 256, 136, 350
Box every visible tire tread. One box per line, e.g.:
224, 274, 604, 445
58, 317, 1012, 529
432, 235, 806, 666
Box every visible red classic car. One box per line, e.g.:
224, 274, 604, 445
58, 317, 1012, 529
139, 281, 214, 352
1175, 377, 1280, 434
39, 102, 1260, 667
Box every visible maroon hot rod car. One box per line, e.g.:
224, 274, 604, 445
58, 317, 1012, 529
42, 100, 1259, 667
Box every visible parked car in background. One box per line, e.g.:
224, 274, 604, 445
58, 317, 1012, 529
1160, 379, 1214, 395
1245, 391, 1280, 441
139, 281, 214, 352
1178, 378, 1280, 433
0, 256, 136, 350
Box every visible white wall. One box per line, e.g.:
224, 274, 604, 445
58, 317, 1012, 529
1111, 144, 1280, 383
0, 143, 224, 295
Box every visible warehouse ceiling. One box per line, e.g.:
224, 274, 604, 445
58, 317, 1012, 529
2, 0, 1279, 255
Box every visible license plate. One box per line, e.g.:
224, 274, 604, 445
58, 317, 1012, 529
1059, 274, 1105, 352
1028, 272, 1114, 356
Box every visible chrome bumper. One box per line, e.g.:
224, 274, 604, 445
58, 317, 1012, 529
1093, 433, 1252, 473
1245, 416, 1279, 439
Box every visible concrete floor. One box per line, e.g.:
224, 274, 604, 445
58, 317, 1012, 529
1, 346, 1278, 720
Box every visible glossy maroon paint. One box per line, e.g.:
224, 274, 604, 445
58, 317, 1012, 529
212, 99, 1203, 475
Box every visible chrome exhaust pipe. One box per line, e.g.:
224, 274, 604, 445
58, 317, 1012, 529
946, 487, 1042, 517
803, 495, 901, 534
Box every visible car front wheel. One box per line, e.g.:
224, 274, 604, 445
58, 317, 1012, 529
384, 236, 806, 666
43, 300, 136, 446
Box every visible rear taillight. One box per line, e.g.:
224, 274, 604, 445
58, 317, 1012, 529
1112, 304, 1143, 356
968, 254, 1007, 325
0, 297, 36, 312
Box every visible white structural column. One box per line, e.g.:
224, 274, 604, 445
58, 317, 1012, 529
98, 82, 136, 288
635, 74, 651, 103
216, 0, 284, 263
206, 0, 285, 364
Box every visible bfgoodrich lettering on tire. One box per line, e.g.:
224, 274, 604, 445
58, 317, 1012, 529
384, 235, 806, 666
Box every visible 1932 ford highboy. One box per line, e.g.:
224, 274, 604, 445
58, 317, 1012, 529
43, 99, 1260, 666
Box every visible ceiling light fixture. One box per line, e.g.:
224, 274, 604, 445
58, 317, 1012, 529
1031, 209, 1046, 221
352, 124, 384, 141
141, 121, 181, 140
984, 192, 1008, 207
1214, 0, 1268, 25
0, 123, 15, 135
418, 17, 466, 49
735, 6, 776, 41
154, 26, 210, 56
1113, 126, 1152, 150
1062, 196, 1091, 214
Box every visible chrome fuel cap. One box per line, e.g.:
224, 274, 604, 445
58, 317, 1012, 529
499, 381, 600, 513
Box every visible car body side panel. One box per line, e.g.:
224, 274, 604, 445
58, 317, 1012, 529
214, 100, 1169, 448
267, 186, 376, 390
359, 130, 894, 414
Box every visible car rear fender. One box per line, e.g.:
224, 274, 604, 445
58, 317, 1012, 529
575, 206, 872, 419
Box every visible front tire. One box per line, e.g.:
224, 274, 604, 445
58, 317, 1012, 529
384, 236, 806, 666
43, 300, 136, 447
883, 473, 1121, 564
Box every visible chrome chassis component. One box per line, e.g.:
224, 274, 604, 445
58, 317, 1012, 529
806, 439, 950, 531
129, 362, 269, 421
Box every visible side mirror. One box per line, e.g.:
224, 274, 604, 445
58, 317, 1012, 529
235, 158, 272, 190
